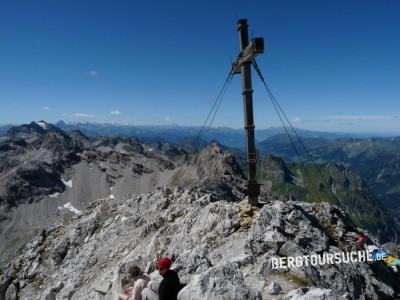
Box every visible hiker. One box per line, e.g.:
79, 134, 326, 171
156, 257, 181, 300
141, 280, 160, 300
118, 265, 150, 300
356, 232, 367, 249
358, 233, 400, 272
374, 248, 400, 272
383, 253, 400, 272
355, 232, 373, 250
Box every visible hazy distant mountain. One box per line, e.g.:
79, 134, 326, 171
0, 124, 13, 136
53, 121, 372, 149
1, 121, 391, 147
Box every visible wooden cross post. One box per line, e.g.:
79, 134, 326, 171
233, 19, 264, 205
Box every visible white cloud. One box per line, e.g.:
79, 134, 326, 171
73, 113, 95, 118
42, 106, 51, 111
163, 116, 172, 122
110, 110, 122, 115
294, 115, 400, 123
88, 70, 98, 76
326, 115, 394, 121
292, 117, 302, 123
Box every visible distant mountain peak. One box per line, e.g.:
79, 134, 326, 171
36, 120, 49, 130
5, 121, 67, 142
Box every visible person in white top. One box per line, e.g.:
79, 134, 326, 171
141, 280, 160, 300
118, 265, 150, 300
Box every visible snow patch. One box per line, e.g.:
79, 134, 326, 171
63, 202, 81, 214
109, 194, 115, 199
114, 215, 127, 222
37, 121, 48, 129
49, 192, 60, 198
62, 178, 73, 188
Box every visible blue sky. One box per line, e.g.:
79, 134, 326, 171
1, 0, 399, 133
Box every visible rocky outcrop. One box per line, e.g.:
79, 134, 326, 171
1, 186, 399, 300
171, 142, 247, 200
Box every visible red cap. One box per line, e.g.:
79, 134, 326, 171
356, 233, 366, 242
156, 257, 172, 270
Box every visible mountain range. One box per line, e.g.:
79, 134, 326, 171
1, 121, 400, 299
0, 121, 245, 267
51, 121, 375, 148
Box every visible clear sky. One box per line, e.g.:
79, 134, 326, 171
1, 0, 399, 133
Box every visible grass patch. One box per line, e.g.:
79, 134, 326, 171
387, 185, 400, 195
169, 170, 196, 186
280, 272, 309, 287
31, 275, 45, 290
94, 208, 115, 233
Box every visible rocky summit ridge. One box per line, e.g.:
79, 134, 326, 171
1, 185, 400, 300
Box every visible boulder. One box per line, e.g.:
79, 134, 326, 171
268, 281, 282, 295
4, 284, 17, 300
178, 263, 261, 300
92, 280, 111, 295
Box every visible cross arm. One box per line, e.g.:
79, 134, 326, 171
233, 37, 264, 74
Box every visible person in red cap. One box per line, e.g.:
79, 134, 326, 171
356, 232, 367, 247
156, 257, 182, 300
356, 232, 373, 251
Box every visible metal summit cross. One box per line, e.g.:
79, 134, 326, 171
233, 19, 264, 205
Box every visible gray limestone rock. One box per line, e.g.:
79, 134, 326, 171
52, 237, 70, 265
92, 280, 111, 295
178, 263, 262, 300
4, 284, 17, 300
283, 287, 342, 300
44, 291, 56, 300
268, 281, 282, 295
